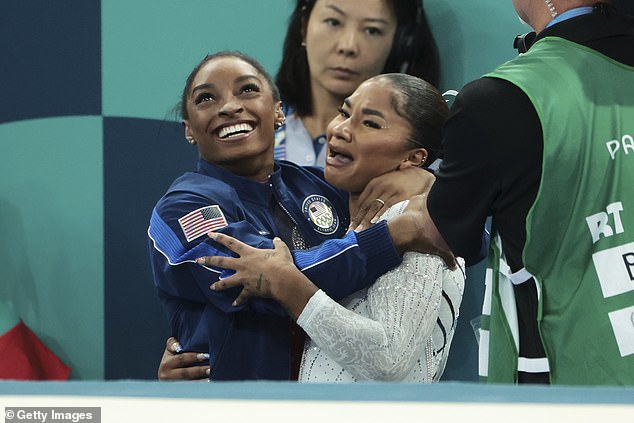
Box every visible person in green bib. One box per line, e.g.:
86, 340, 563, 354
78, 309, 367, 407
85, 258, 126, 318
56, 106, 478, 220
418, 0, 634, 385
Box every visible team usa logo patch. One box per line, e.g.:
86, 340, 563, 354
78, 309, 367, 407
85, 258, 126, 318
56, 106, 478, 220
178, 205, 228, 242
302, 194, 339, 235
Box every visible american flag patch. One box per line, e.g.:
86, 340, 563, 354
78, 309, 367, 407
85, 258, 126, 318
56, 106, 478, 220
178, 205, 228, 243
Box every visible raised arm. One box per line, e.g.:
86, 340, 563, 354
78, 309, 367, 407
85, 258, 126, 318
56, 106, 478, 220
349, 166, 435, 231
297, 202, 464, 381
150, 190, 403, 318
203, 203, 465, 381
201, 193, 458, 316
297, 253, 445, 381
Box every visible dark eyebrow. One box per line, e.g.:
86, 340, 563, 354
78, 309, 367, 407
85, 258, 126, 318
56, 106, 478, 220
192, 82, 214, 95
343, 98, 385, 119
325, 4, 390, 25
326, 4, 346, 16
191, 75, 263, 96
362, 107, 385, 118
235, 74, 263, 85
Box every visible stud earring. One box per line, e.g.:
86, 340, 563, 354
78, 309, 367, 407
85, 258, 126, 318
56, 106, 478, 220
187, 138, 197, 145
301, 40, 307, 47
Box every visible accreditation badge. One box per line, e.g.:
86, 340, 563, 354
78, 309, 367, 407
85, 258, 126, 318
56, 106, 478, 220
302, 194, 339, 235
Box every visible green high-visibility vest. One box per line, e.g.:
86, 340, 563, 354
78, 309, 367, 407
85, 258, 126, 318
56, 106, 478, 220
480, 37, 634, 385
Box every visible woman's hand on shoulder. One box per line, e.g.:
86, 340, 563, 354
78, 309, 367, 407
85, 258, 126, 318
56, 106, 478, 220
350, 167, 435, 231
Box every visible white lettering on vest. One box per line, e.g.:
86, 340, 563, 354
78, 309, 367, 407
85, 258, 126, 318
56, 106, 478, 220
586, 202, 625, 243
606, 134, 634, 160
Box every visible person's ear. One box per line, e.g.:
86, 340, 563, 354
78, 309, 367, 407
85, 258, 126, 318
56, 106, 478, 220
274, 102, 286, 129
183, 120, 196, 145
398, 148, 427, 170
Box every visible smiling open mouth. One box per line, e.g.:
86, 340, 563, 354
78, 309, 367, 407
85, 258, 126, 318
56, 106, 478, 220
218, 123, 254, 139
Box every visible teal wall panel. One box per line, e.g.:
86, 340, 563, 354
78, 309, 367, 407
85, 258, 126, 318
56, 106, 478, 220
427, 0, 528, 91
0, 117, 104, 379
101, 0, 289, 121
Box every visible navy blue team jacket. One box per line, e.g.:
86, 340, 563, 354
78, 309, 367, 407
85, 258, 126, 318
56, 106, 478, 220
148, 158, 401, 380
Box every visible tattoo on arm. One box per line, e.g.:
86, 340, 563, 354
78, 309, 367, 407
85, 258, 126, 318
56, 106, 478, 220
256, 273, 263, 291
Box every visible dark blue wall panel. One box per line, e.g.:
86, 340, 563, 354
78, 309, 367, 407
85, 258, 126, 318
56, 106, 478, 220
103, 117, 198, 379
0, 1, 101, 123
